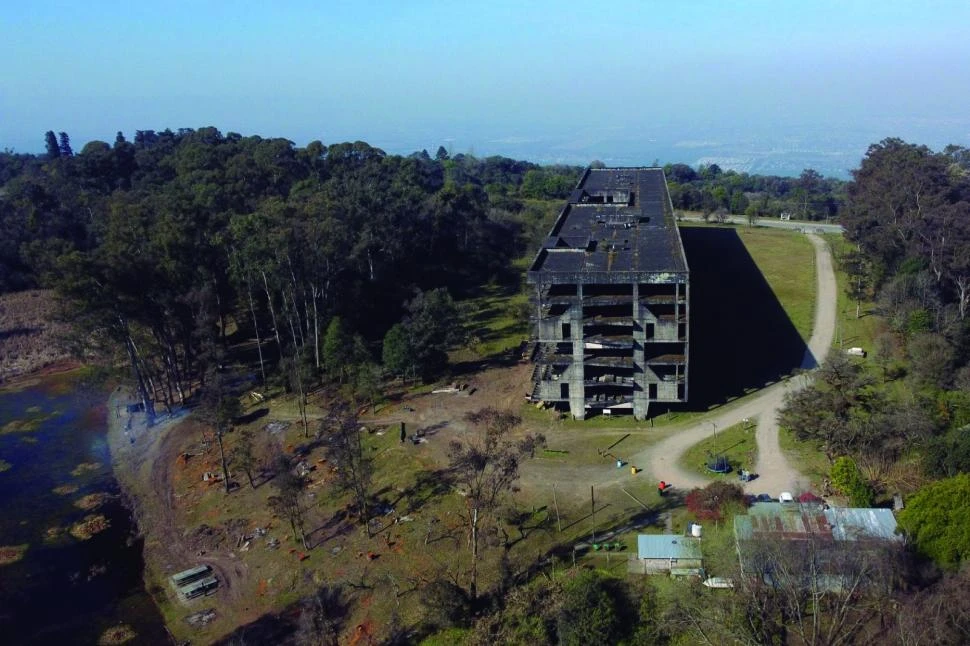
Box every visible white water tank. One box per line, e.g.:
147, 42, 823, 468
691, 523, 702, 538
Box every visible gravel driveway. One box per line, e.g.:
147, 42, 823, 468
638, 233, 836, 496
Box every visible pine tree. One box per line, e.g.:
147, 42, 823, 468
58, 132, 73, 157
44, 131, 60, 158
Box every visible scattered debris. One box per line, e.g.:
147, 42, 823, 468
264, 421, 290, 435
432, 382, 468, 394
249, 391, 265, 402
184, 609, 218, 627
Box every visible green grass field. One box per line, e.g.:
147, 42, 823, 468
736, 226, 816, 342
824, 233, 885, 353
678, 421, 758, 478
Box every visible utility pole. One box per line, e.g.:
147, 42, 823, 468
590, 486, 596, 547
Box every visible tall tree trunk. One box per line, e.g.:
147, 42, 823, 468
281, 290, 301, 352
261, 270, 282, 351
217, 429, 231, 493
470, 507, 479, 600
312, 283, 321, 370
121, 323, 156, 424
283, 254, 306, 348
246, 274, 266, 384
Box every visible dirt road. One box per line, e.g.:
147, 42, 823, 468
106, 392, 249, 610
630, 233, 836, 495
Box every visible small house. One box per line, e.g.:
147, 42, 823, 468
634, 534, 702, 575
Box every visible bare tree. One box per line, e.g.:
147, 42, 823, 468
321, 400, 372, 534
448, 407, 543, 600
197, 370, 242, 493
231, 429, 258, 489
268, 458, 309, 549
294, 584, 349, 646
737, 532, 902, 646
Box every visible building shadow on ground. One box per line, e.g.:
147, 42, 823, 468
677, 226, 809, 412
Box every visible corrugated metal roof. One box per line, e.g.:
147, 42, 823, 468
825, 507, 900, 541
734, 503, 900, 542
637, 534, 702, 560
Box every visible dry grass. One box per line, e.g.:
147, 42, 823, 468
70, 514, 111, 540
74, 492, 113, 511
0, 289, 71, 382
97, 624, 137, 645
0, 544, 28, 565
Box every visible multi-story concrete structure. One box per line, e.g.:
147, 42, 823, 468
527, 167, 689, 420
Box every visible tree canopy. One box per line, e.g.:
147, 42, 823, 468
897, 473, 970, 570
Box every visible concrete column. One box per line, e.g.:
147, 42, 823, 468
633, 283, 649, 420
569, 283, 585, 419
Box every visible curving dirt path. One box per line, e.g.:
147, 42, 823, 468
633, 233, 837, 495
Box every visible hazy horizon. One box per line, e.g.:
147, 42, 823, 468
4, 1, 969, 178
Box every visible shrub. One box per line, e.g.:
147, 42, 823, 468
830, 457, 874, 506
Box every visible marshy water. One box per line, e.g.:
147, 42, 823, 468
0, 373, 167, 645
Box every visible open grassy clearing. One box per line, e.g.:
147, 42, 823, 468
824, 233, 885, 353
727, 225, 817, 342
677, 421, 758, 478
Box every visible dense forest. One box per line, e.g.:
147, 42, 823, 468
664, 162, 845, 221
0, 129, 588, 415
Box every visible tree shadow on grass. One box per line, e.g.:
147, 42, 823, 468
679, 227, 811, 412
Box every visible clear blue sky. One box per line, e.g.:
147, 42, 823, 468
3, 0, 969, 171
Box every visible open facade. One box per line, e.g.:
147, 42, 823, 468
527, 167, 689, 420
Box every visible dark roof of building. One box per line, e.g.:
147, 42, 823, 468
528, 167, 688, 283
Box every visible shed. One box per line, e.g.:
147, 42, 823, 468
635, 535, 702, 574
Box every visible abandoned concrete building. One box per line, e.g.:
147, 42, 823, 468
527, 167, 689, 420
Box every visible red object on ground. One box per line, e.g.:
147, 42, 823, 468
659, 481, 666, 489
